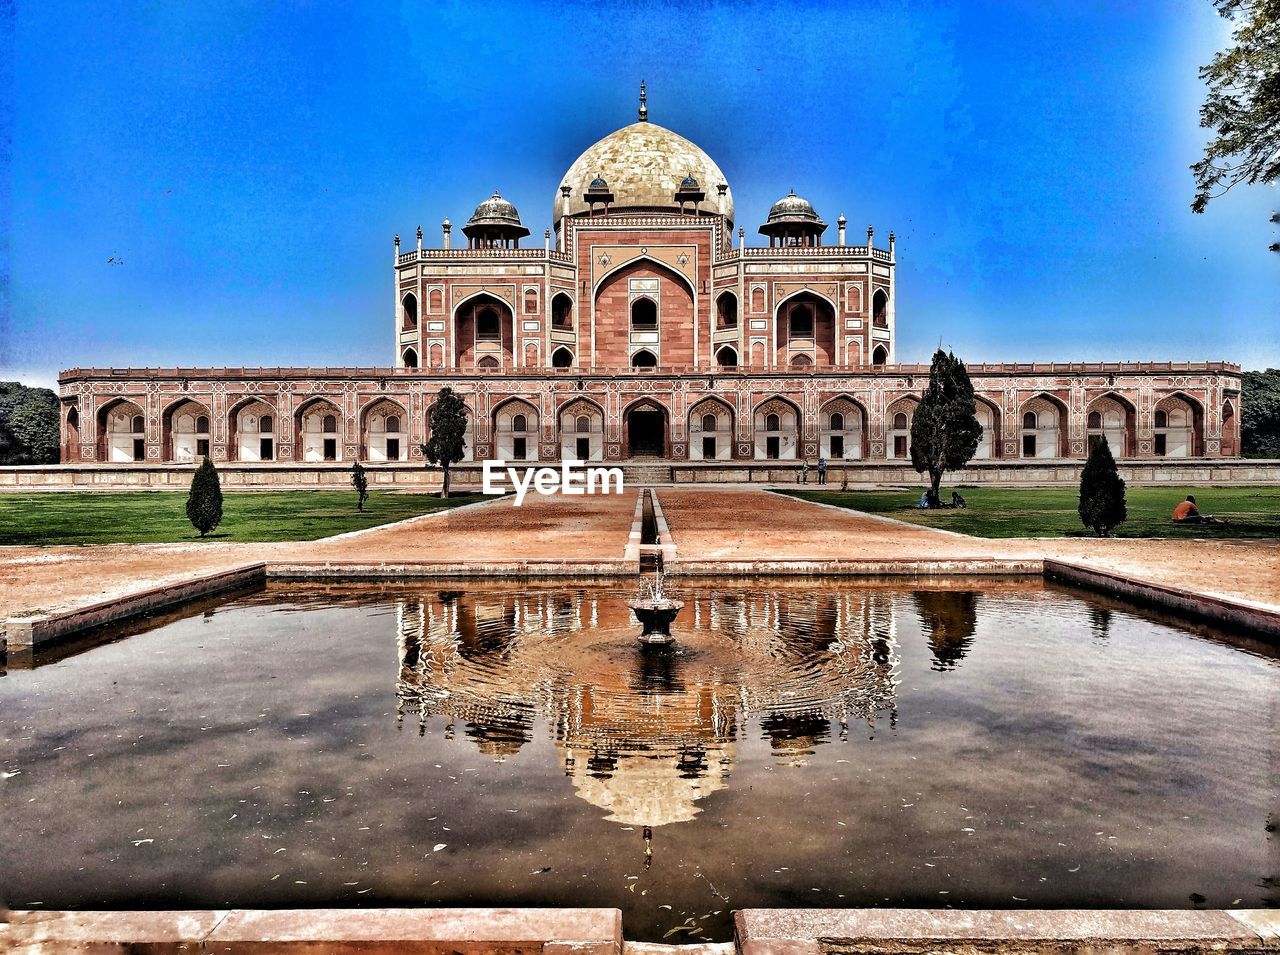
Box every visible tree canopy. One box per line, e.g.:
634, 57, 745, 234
909, 349, 983, 506
1191, 0, 1280, 237
0, 382, 61, 465
421, 387, 469, 498
186, 456, 224, 537
1078, 437, 1128, 536
1242, 368, 1280, 457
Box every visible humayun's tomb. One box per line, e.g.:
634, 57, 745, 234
54, 87, 1244, 486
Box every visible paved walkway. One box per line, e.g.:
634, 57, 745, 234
2, 486, 1278, 623
657, 488, 1280, 611
0, 491, 639, 620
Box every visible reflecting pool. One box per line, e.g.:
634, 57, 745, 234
0, 578, 1275, 942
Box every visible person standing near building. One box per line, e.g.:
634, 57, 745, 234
800, 458, 810, 484
817, 456, 827, 484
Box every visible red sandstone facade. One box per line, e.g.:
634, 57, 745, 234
58, 97, 1242, 469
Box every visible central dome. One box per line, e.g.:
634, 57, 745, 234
555, 121, 733, 227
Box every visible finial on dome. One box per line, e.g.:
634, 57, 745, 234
638, 80, 648, 123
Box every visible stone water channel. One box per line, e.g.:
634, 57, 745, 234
0, 577, 1275, 943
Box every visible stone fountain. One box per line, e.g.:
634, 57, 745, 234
627, 569, 684, 645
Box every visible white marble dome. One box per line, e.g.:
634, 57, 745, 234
555, 121, 734, 227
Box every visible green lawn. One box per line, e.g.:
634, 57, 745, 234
780, 485, 1280, 539
0, 490, 489, 546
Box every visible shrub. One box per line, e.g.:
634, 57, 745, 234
186, 456, 224, 536
351, 460, 369, 511
1078, 437, 1127, 536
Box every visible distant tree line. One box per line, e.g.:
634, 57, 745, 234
0, 382, 61, 465
1242, 369, 1280, 458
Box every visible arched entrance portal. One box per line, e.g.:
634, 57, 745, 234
625, 401, 667, 458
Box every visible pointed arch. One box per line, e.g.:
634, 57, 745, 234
161, 397, 212, 463
714, 344, 738, 369
884, 394, 920, 461
1085, 391, 1136, 457
819, 394, 868, 460
558, 396, 606, 461
689, 396, 735, 461
227, 395, 278, 462
63, 405, 81, 462
551, 346, 575, 369
295, 396, 344, 463
362, 396, 408, 462
1153, 391, 1204, 457
1018, 392, 1069, 458
871, 344, 889, 366
774, 286, 839, 314
715, 290, 739, 329
631, 348, 658, 370
623, 396, 670, 458
753, 395, 801, 461
402, 347, 418, 369
493, 397, 540, 462
97, 396, 147, 463
401, 292, 419, 330
453, 290, 514, 370
872, 287, 889, 327
973, 394, 1002, 460
550, 291, 574, 330
591, 254, 696, 298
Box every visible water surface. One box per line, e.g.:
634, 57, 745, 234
1, 578, 1275, 942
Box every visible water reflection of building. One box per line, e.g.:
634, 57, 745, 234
912, 590, 978, 671
394, 585, 900, 824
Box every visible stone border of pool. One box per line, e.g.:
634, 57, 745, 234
734, 907, 1280, 954
1, 907, 1274, 953
4, 552, 1280, 657
0, 906, 624, 953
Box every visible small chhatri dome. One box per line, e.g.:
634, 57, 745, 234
766, 189, 823, 224
680, 174, 700, 188
759, 189, 828, 244
590, 173, 609, 188
462, 191, 531, 242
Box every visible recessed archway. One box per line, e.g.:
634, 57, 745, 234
296, 397, 344, 463
362, 398, 408, 462
1085, 392, 1136, 457
1153, 392, 1203, 457
689, 397, 734, 461
228, 398, 277, 462
162, 398, 212, 463
551, 346, 574, 369
1018, 393, 1069, 458
558, 397, 605, 462
819, 396, 866, 460
624, 399, 669, 458
97, 398, 146, 463
753, 397, 801, 461
631, 349, 658, 370
493, 398, 539, 462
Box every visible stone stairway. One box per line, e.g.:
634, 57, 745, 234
621, 463, 673, 484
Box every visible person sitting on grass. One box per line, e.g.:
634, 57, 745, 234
951, 489, 966, 509
1172, 494, 1225, 525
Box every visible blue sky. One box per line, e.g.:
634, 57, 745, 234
4, 0, 1277, 387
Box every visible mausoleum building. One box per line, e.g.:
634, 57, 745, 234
58, 88, 1243, 477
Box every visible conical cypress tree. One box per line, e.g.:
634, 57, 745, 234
186, 455, 224, 537
1078, 437, 1127, 536
909, 349, 983, 507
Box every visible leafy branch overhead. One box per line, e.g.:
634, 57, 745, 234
1191, 0, 1280, 219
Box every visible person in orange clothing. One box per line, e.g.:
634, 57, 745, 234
1172, 494, 1224, 524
